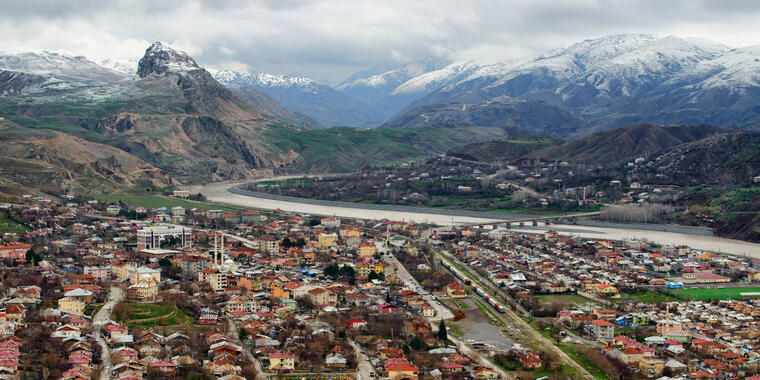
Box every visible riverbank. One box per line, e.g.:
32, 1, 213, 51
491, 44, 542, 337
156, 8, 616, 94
229, 184, 536, 221
183, 180, 760, 257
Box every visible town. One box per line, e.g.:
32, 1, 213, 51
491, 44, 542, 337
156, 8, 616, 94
0, 192, 759, 380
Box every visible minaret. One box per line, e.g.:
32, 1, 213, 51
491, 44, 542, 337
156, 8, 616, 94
213, 232, 218, 267
220, 233, 225, 265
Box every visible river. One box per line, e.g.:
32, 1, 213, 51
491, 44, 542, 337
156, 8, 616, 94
183, 180, 760, 258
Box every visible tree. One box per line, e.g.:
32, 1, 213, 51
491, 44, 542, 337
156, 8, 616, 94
437, 319, 447, 342
158, 258, 172, 267
238, 328, 248, 342
324, 264, 339, 277
410, 336, 425, 351
339, 265, 356, 277
240, 364, 258, 379
25, 250, 41, 266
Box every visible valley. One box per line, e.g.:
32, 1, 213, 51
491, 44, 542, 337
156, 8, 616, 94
0, 39, 758, 248
3, 5, 760, 379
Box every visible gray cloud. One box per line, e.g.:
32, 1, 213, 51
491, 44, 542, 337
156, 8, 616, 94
1, 0, 759, 82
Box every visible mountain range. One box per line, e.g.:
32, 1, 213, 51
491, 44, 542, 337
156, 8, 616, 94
208, 34, 760, 138
9, 33, 760, 136
0, 42, 303, 193
1, 35, 760, 192
385, 34, 760, 137
212, 69, 385, 128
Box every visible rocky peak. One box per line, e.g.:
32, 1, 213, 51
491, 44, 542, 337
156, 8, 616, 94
136, 42, 200, 78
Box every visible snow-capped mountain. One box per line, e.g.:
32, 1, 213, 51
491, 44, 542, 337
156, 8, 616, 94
0, 70, 71, 96
386, 34, 760, 137
137, 42, 202, 78
417, 34, 729, 105
213, 69, 384, 128
0, 48, 128, 87
99, 58, 138, 77
391, 60, 518, 96
336, 61, 447, 118
690, 45, 760, 89
213, 70, 321, 93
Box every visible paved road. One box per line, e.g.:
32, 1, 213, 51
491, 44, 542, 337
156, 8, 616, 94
434, 251, 595, 379
228, 318, 267, 380
384, 251, 453, 320
349, 339, 375, 380
95, 286, 124, 380
388, 250, 517, 379
443, 329, 514, 380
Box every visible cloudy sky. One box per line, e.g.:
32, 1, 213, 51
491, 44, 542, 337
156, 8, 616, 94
2, 0, 760, 83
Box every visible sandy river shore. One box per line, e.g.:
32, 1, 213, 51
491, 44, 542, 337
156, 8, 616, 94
183, 180, 760, 258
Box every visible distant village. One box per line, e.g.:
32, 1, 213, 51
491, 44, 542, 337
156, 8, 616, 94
0, 191, 759, 380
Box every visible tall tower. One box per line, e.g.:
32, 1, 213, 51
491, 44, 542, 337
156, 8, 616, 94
220, 233, 225, 265
213, 232, 218, 267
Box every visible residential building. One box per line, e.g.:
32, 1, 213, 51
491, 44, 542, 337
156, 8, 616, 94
591, 319, 615, 341
317, 233, 338, 248
357, 242, 376, 258
0, 243, 30, 262
320, 217, 340, 228
258, 236, 279, 254
83, 266, 111, 282
58, 297, 86, 315
199, 269, 228, 292
269, 352, 295, 371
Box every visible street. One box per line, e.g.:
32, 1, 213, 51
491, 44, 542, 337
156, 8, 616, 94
384, 250, 453, 320
387, 250, 515, 379
349, 339, 375, 380
228, 318, 267, 380
94, 286, 124, 380
434, 250, 595, 379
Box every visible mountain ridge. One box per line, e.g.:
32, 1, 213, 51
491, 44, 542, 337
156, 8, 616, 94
0, 42, 302, 191
384, 34, 760, 138
213, 68, 384, 128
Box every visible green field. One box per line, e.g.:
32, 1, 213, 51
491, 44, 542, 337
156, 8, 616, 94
265, 124, 524, 172
620, 291, 679, 303
442, 298, 470, 310
0, 211, 30, 234
115, 302, 194, 329
667, 287, 760, 301
534, 293, 600, 306
92, 194, 246, 213
556, 342, 610, 380
445, 321, 464, 337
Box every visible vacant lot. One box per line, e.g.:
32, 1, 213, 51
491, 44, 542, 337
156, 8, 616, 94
667, 287, 760, 301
